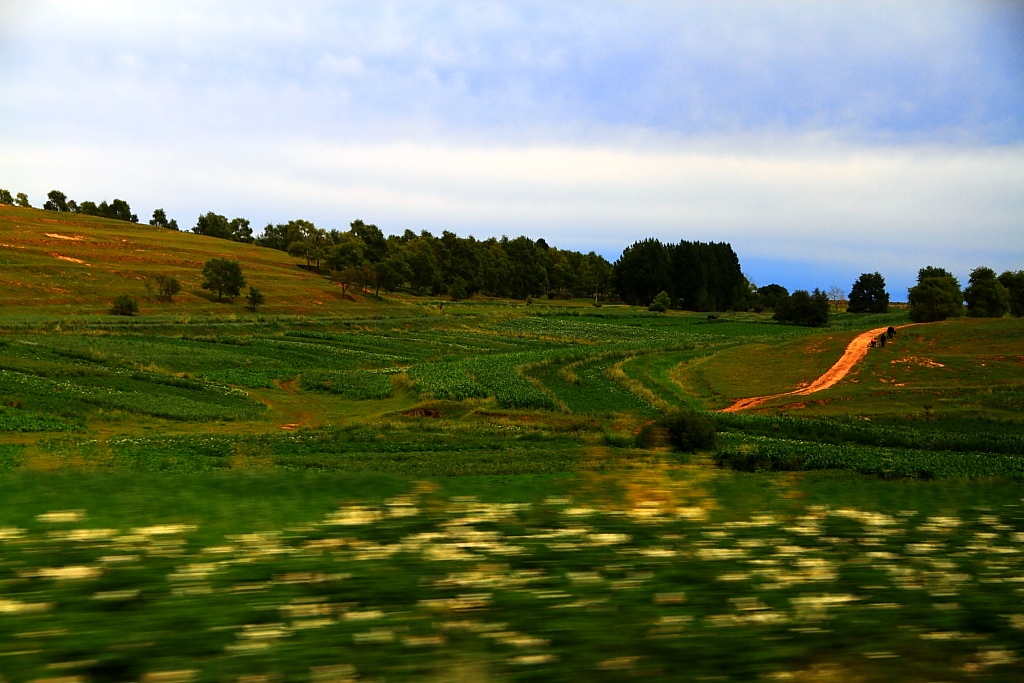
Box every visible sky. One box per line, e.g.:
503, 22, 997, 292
1, 0, 1022, 297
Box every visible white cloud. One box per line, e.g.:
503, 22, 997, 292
5, 135, 1020, 292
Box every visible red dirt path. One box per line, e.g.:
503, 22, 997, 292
722, 326, 899, 413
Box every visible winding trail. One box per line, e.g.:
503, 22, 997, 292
722, 326, 897, 413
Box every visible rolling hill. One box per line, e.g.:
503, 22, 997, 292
0, 205, 406, 317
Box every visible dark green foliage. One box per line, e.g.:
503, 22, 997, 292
756, 284, 788, 311
847, 272, 889, 313
998, 270, 1024, 317
75, 197, 137, 222
648, 290, 671, 312
286, 221, 329, 268
149, 208, 179, 230
109, 295, 139, 316
908, 266, 963, 322
773, 288, 829, 326
260, 219, 614, 301
245, 286, 265, 312
964, 266, 1009, 318
614, 239, 747, 311
147, 274, 181, 302
201, 258, 246, 302
0, 189, 13, 204
15, 192, 31, 208
193, 212, 253, 243
256, 219, 312, 251
661, 409, 718, 452
43, 189, 69, 212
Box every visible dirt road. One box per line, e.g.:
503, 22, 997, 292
722, 326, 893, 413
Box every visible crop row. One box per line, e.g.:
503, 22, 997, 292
714, 432, 1024, 480
0, 369, 264, 422
299, 369, 394, 400
0, 407, 79, 432
715, 413, 1024, 456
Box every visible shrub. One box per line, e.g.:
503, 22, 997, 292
109, 295, 139, 316
648, 290, 671, 313
637, 410, 717, 452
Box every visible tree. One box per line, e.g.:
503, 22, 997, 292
194, 212, 232, 239
336, 264, 366, 298
847, 272, 889, 313
245, 286, 265, 312
964, 266, 1009, 318
109, 295, 139, 316
826, 286, 847, 311
908, 266, 963, 323
756, 284, 789, 311
998, 270, 1024, 317
283, 221, 329, 268
774, 289, 830, 326
194, 212, 249, 242
146, 274, 182, 302
43, 190, 69, 212
15, 193, 31, 208
105, 199, 138, 222
350, 219, 388, 263
371, 256, 411, 296
201, 258, 246, 302
229, 217, 254, 243
613, 238, 672, 306
0, 189, 13, 204
648, 290, 672, 313
150, 209, 179, 231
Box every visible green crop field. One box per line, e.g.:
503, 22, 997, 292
1, 207, 1023, 681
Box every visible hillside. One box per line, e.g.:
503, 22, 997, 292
0, 205, 408, 317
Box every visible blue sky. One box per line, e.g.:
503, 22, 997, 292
2, 1, 1022, 297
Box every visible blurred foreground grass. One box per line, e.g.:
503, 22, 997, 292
1, 468, 1022, 682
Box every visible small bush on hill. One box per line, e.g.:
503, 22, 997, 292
109, 295, 138, 316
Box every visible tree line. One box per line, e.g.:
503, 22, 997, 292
7, 186, 1021, 321
612, 238, 748, 311
253, 218, 616, 301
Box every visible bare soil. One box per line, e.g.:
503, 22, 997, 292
723, 326, 907, 412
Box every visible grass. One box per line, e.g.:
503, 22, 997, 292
1, 204, 1023, 680
1, 470, 1023, 682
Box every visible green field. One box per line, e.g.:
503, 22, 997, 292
2, 208, 1023, 681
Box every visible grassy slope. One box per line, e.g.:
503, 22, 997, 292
0, 204, 410, 317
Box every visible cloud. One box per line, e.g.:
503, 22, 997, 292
6, 135, 1021, 293
2, 1, 1022, 297
3, 1, 1022, 145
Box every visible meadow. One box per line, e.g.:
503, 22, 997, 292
1, 206, 1023, 681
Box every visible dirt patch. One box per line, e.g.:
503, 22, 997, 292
275, 377, 301, 394
47, 252, 89, 265
723, 325, 917, 413
44, 233, 85, 241
891, 356, 945, 369
403, 408, 443, 419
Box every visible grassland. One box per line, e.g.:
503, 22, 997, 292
1, 206, 1022, 681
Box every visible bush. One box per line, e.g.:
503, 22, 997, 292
109, 295, 139, 316
637, 410, 717, 452
648, 290, 671, 313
